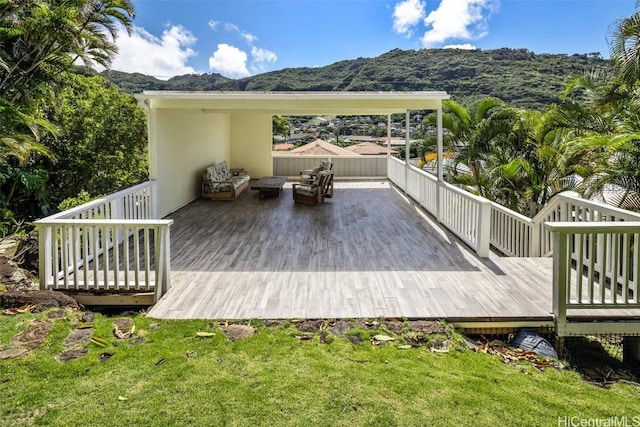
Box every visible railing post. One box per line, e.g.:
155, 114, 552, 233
559, 200, 569, 221
436, 182, 444, 223
476, 198, 491, 258
154, 224, 171, 301
530, 221, 541, 257
110, 197, 124, 246
151, 182, 159, 219
38, 225, 52, 290
551, 230, 568, 336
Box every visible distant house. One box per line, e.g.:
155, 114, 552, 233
346, 142, 395, 155
272, 143, 295, 151
345, 135, 378, 143
288, 139, 357, 156
376, 137, 413, 146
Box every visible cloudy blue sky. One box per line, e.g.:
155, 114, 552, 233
106, 0, 637, 79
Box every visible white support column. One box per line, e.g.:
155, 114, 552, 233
387, 115, 391, 157
552, 230, 569, 336
436, 104, 444, 222
476, 199, 492, 258
151, 182, 159, 219
404, 111, 410, 165
405, 111, 410, 193
436, 105, 443, 182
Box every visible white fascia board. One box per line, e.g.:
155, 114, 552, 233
135, 91, 450, 115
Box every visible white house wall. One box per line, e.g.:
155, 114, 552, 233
230, 113, 273, 178
153, 109, 230, 217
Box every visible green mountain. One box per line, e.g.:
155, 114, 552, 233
103, 48, 610, 110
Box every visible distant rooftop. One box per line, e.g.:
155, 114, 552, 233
346, 142, 395, 155
288, 139, 357, 156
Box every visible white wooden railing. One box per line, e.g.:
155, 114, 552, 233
35, 181, 173, 300
488, 192, 640, 258
273, 154, 387, 178
547, 222, 640, 336
389, 157, 640, 261
388, 157, 640, 335
389, 157, 490, 257
490, 203, 537, 257
387, 155, 405, 189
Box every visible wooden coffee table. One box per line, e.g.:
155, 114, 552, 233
251, 176, 287, 198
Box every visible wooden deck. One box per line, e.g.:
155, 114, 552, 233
147, 180, 558, 326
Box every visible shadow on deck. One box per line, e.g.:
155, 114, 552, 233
148, 181, 554, 324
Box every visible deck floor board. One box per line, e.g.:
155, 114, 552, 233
147, 181, 621, 323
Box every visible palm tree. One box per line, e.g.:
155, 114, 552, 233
489, 107, 587, 215
272, 116, 291, 143
423, 98, 510, 198
0, 0, 135, 101
559, 62, 640, 211
0, 99, 54, 164
609, 1, 640, 86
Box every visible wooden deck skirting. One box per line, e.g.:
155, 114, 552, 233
148, 181, 559, 327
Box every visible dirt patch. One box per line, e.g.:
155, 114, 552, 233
222, 324, 256, 342
63, 328, 93, 347
383, 320, 406, 334
1, 290, 78, 311
408, 320, 446, 334
295, 319, 325, 333
0, 348, 29, 359
354, 319, 380, 330
58, 348, 89, 362
261, 319, 286, 328
11, 321, 52, 349
330, 320, 352, 337
1, 236, 75, 313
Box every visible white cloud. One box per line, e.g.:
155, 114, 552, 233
421, 0, 498, 47
208, 43, 250, 77
224, 23, 240, 32
208, 19, 276, 75
250, 46, 277, 73
443, 43, 477, 50
252, 47, 277, 64
220, 22, 257, 44
241, 31, 257, 44
392, 0, 426, 36
108, 25, 197, 79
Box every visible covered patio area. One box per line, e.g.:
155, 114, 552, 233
148, 181, 554, 326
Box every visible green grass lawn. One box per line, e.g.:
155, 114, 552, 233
0, 310, 638, 427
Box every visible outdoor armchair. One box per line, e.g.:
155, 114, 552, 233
299, 160, 333, 184
292, 170, 334, 205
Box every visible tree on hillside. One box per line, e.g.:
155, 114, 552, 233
422, 98, 508, 198
488, 107, 587, 215
558, 7, 640, 212
40, 73, 148, 204
0, 0, 136, 235
0, 0, 134, 102
272, 116, 291, 143
419, 98, 588, 216
610, 0, 640, 85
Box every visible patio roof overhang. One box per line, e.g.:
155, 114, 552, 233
135, 90, 450, 115
136, 90, 450, 217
